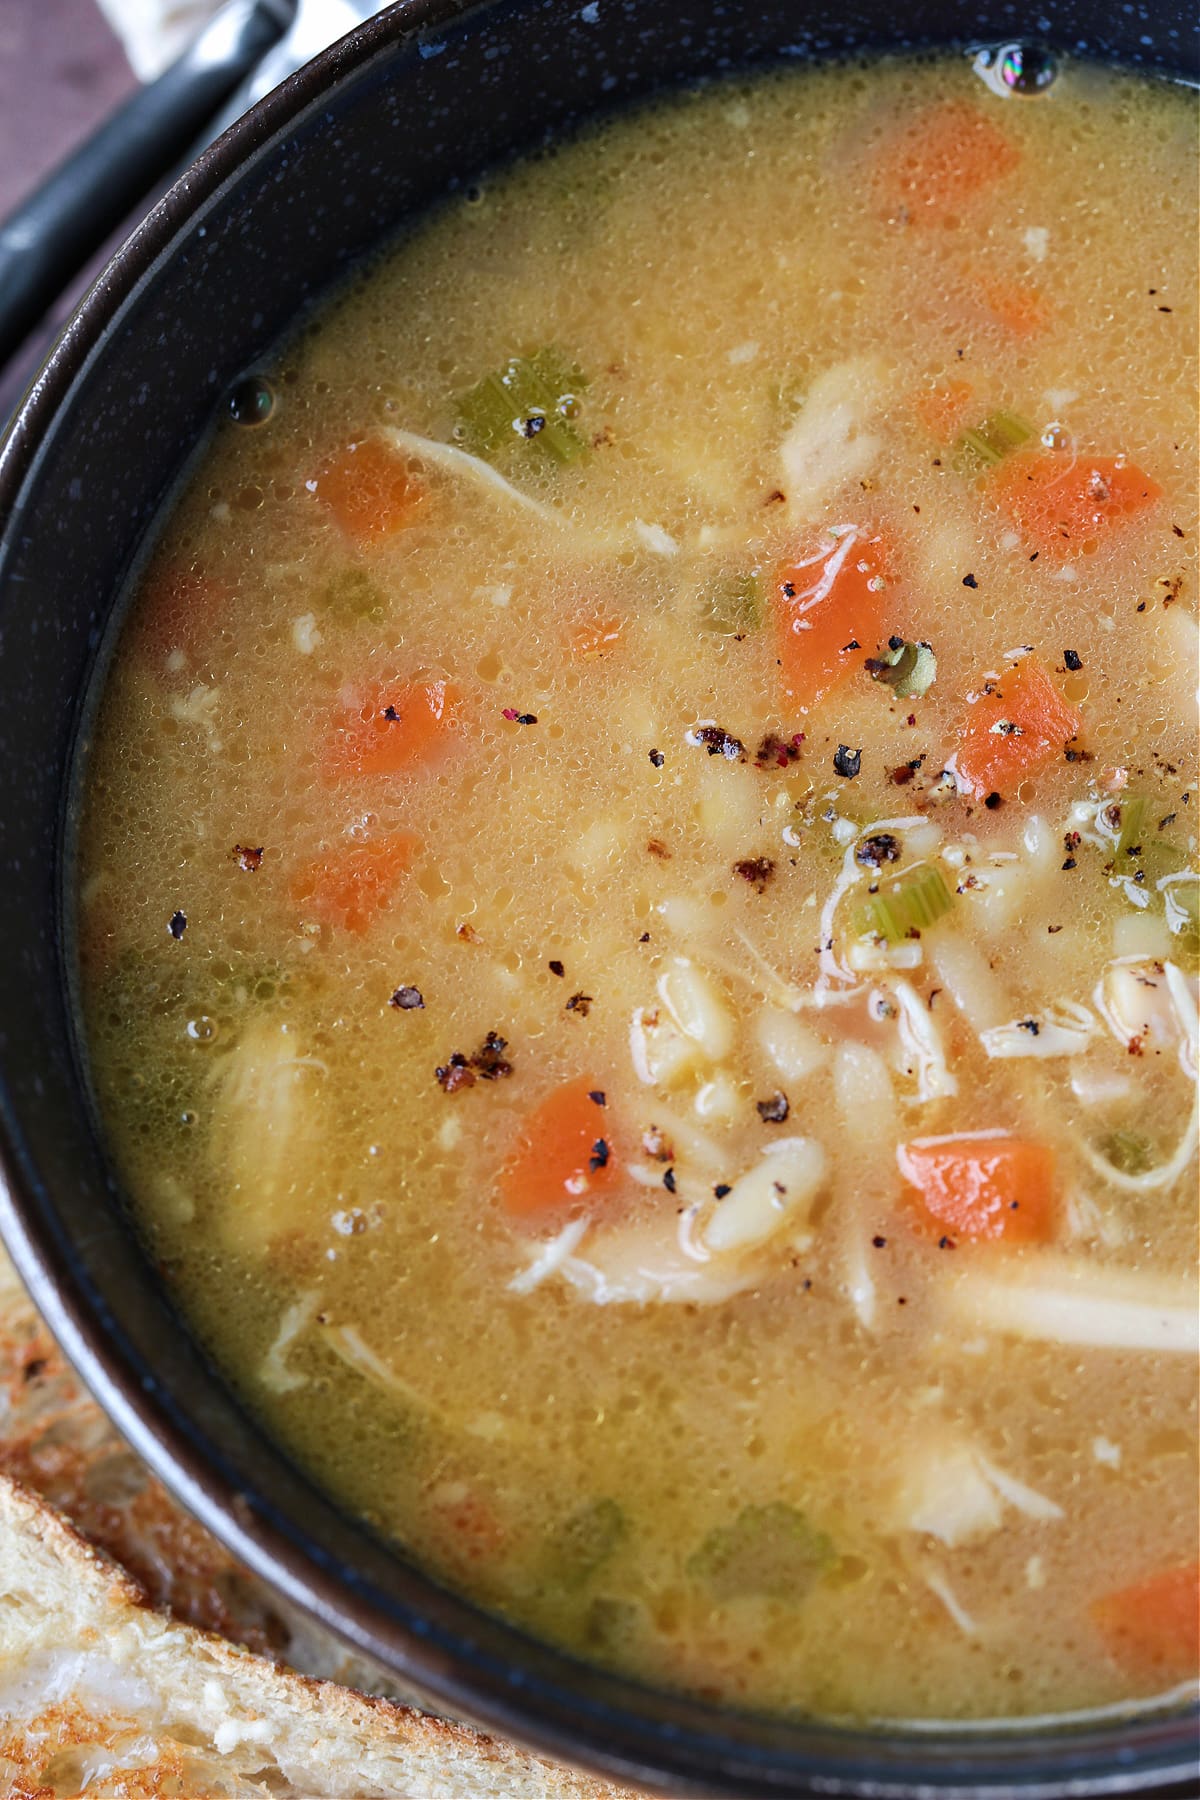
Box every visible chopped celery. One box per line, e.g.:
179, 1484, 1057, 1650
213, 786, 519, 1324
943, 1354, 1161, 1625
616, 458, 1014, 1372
582, 1594, 642, 1653
458, 348, 588, 465
1098, 1129, 1157, 1177
99, 946, 288, 1030
1110, 805, 1193, 910
1113, 795, 1148, 860
318, 565, 386, 624
688, 1502, 833, 1601
853, 862, 954, 942
866, 638, 937, 699
953, 409, 1034, 473
1161, 873, 1199, 958
546, 1497, 626, 1589
701, 573, 763, 635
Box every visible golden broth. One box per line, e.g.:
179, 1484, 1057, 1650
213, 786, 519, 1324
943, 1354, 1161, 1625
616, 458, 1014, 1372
77, 54, 1198, 1722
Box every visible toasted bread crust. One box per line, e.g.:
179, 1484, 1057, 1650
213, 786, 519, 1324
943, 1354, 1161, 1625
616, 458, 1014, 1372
0, 1251, 640, 1798
0, 1472, 640, 1797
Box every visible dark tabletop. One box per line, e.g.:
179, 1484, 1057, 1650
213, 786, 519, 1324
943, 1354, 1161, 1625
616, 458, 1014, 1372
0, 0, 137, 417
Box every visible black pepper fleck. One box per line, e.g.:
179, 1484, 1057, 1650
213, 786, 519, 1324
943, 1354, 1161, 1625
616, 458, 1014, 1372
984, 792, 1003, 810
962, 573, 978, 590
168, 911, 187, 940
833, 744, 862, 780
471, 1030, 512, 1080
649, 748, 665, 768
1063, 649, 1083, 671
548, 959, 565, 977
390, 985, 425, 1010
662, 1167, 677, 1194
732, 856, 775, 893
756, 1091, 790, 1123
691, 724, 746, 761
856, 833, 901, 869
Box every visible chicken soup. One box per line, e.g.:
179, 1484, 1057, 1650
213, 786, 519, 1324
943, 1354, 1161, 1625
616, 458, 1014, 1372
75, 51, 1199, 1722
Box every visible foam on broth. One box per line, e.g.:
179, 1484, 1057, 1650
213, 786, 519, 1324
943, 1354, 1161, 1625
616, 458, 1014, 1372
76, 54, 1198, 1721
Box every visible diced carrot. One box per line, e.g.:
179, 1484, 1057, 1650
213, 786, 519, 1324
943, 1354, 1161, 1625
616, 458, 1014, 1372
290, 835, 416, 933
428, 1483, 508, 1566
957, 657, 1082, 799
1092, 1565, 1200, 1682
914, 379, 974, 441
324, 681, 458, 781
897, 1134, 1057, 1244
976, 279, 1051, 339
872, 102, 1019, 223
993, 451, 1162, 562
500, 1077, 618, 1218
572, 616, 624, 658
309, 439, 429, 547
130, 563, 230, 675
773, 528, 891, 711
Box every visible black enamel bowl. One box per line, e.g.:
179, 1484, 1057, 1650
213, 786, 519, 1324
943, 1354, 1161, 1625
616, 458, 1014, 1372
0, 3, 1197, 1793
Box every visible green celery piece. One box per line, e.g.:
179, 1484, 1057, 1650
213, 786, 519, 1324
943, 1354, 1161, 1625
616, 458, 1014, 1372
582, 1594, 642, 1653
318, 565, 386, 624
99, 947, 288, 1028
701, 573, 763, 636
853, 863, 954, 943
1113, 795, 1148, 860
867, 639, 937, 699
687, 1502, 833, 1602
1098, 1129, 1157, 1177
1112, 825, 1193, 916
1160, 872, 1199, 956
546, 1498, 626, 1590
953, 409, 1035, 474
458, 349, 588, 465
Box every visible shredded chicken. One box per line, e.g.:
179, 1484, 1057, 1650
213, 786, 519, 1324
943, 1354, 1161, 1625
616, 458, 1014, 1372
1095, 956, 1193, 1069
981, 1000, 1097, 1059
259, 1292, 319, 1395
779, 357, 890, 520
890, 980, 958, 1101
893, 1437, 1062, 1548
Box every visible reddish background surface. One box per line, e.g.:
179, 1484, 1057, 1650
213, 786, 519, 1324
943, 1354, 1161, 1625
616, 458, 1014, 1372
0, 0, 137, 415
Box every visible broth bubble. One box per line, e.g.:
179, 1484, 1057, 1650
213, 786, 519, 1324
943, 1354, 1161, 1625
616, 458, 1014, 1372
999, 45, 1058, 94
228, 375, 276, 426
974, 44, 1059, 98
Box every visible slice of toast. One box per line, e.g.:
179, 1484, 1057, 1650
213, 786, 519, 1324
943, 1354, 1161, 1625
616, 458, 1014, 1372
0, 1250, 641, 1797
0, 1474, 639, 1797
